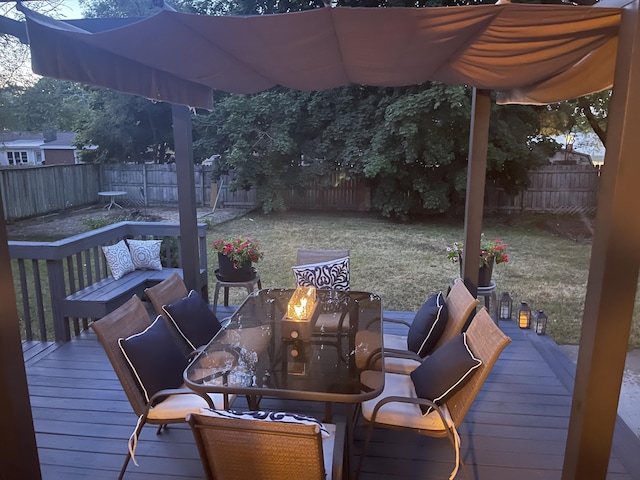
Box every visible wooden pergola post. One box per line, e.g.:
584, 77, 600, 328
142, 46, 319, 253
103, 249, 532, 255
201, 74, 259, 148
0, 196, 41, 479
172, 104, 202, 294
562, 0, 640, 477
462, 88, 491, 306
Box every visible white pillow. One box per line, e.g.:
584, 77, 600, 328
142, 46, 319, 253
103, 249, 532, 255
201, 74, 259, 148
199, 408, 330, 438
102, 239, 135, 280
127, 239, 163, 271
292, 256, 350, 291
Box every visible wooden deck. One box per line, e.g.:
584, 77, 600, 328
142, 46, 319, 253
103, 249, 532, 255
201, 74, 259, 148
23, 307, 640, 480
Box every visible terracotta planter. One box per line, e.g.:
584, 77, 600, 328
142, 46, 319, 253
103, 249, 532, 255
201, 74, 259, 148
217, 253, 254, 281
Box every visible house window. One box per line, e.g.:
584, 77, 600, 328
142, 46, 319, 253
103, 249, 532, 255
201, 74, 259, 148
7, 151, 29, 165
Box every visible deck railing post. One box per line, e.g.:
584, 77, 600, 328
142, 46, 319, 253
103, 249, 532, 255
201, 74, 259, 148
47, 258, 70, 342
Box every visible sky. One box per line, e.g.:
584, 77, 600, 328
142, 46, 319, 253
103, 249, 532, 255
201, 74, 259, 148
58, 0, 82, 19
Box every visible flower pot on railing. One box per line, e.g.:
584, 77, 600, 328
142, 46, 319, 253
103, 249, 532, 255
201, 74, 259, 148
217, 253, 254, 281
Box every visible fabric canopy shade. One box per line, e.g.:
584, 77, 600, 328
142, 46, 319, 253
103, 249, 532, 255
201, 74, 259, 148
19, 3, 620, 108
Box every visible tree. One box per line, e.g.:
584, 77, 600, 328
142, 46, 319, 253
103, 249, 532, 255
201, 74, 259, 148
74, 88, 174, 163
540, 91, 610, 147
1, 1, 67, 89
199, 80, 554, 218
5, 77, 90, 133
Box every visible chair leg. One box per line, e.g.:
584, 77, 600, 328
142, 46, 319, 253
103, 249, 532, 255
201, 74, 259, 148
442, 421, 468, 480
458, 457, 471, 480
118, 452, 132, 480
120, 414, 147, 479
355, 421, 376, 480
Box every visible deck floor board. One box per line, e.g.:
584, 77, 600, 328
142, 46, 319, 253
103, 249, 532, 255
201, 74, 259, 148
23, 309, 640, 479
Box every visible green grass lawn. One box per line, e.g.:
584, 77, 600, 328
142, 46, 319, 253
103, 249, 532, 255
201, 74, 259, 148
206, 210, 640, 348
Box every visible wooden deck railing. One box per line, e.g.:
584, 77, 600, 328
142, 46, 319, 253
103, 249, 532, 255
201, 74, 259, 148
8, 222, 208, 342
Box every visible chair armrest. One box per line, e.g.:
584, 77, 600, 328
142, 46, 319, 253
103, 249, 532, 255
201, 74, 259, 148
382, 316, 412, 329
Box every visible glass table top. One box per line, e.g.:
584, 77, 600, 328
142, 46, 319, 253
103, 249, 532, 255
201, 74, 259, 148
184, 288, 384, 403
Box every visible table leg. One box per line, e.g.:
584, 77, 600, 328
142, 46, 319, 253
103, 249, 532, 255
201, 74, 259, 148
344, 403, 355, 480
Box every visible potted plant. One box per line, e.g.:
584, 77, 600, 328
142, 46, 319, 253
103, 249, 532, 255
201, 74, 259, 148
212, 237, 264, 281
446, 236, 508, 286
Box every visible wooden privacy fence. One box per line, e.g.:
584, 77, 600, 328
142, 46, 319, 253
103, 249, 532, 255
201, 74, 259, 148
485, 165, 600, 214
0, 164, 100, 221
1, 163, 600, 222
283, 172, 371, 211
101, 163, 214, 207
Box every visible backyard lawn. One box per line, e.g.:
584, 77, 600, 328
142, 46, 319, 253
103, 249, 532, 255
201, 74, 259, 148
206, 210, 640, 348
9, 207, 639, 348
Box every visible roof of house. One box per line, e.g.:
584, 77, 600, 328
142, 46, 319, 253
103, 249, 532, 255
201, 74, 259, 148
0, 131, 76, 150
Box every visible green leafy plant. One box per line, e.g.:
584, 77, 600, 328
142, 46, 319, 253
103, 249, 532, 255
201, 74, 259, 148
446, 236, 508, 267
212, 237, 264, 269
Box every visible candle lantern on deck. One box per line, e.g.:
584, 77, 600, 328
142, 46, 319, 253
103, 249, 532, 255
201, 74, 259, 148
498, 292, 513, 321
517, 302, 531, 329
534, 310, 548, 335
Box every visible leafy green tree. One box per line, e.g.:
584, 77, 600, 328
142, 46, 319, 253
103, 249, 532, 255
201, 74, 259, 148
74, 88, 174, 162
79, 0, 163, 18
540, 91, 609, 147
9, 78, 89, 133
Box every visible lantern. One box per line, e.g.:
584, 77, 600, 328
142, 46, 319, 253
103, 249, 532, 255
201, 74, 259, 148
286, 286, 317, 321
498, 292, 513, 321
282, 286, 318, 342
535, 310, 548, 335
517, 302, 531, 329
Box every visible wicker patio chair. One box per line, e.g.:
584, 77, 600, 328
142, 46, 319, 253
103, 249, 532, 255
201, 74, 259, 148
187, 410, 345, 480
356, 307, 511, 480
91, 295, 233, 479
144, 271, 188, 321
356, 278, 480, 374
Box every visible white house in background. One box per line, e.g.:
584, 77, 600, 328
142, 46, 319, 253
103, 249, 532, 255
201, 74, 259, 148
201, 154, 220, 166
0, 131, 79, 166
551, 132, 606, 165
548, 148, 595, 166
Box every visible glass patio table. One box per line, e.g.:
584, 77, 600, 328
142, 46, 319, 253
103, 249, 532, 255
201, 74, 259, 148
184, 288, 384, 407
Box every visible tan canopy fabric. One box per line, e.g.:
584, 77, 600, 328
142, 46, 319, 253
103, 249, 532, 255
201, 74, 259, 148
19, 3, 620, 109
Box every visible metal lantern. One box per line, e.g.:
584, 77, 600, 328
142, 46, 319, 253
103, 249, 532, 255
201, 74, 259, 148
535, 310, 548, 335
498, 292, 513, 321
517, 302, 531, 329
